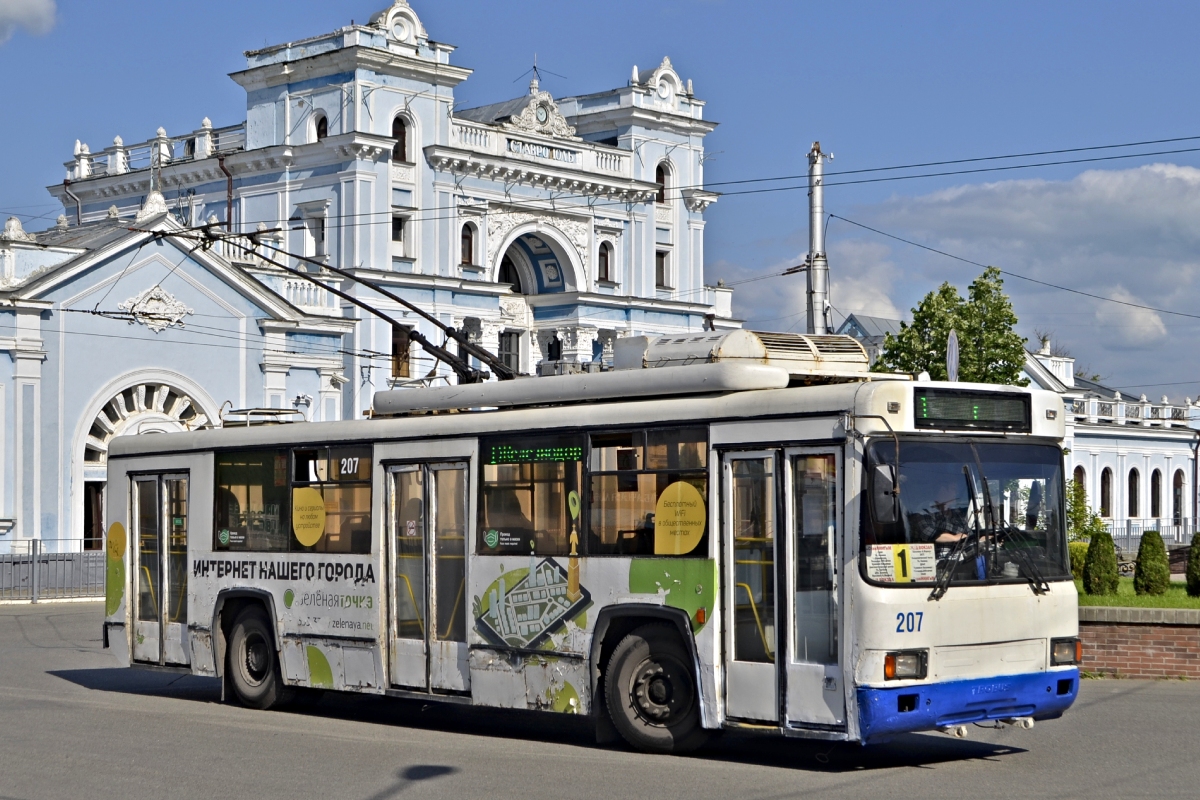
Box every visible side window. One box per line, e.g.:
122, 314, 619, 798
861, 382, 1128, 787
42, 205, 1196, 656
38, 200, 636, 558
215, 451, 290, 551
292, 446, 372, 554
214, 446, 372, 553
478, 435, 583, 556
589, 427, 708, 556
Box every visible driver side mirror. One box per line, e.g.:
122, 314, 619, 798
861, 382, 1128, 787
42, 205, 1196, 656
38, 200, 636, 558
873, 463, 898, 524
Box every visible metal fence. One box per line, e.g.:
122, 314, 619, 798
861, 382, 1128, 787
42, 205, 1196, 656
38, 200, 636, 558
1105, 518, 1197, 557
0, 539, 105, 603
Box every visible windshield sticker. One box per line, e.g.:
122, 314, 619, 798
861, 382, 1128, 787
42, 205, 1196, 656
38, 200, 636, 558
866, 544, 936, 583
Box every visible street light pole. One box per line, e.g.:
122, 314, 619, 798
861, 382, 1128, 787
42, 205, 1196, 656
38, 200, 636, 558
806, 141, 832, 335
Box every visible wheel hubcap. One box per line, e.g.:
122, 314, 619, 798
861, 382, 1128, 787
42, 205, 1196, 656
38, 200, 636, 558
243, 633, 269, 685
631, 656, 693, 726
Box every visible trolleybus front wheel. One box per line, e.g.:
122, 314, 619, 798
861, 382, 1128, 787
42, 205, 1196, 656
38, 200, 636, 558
604, 623, 708, 753
228, 607, 288, 709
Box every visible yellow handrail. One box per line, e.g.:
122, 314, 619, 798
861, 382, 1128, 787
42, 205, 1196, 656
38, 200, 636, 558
395, 572, 425, 638
139, 565, 158, 619
735, 582, 775, 662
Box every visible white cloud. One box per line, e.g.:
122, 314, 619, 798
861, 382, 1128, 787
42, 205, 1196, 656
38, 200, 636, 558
0, 0, 56, 45
710, 239, 901, 332
827, 239, 902, 321
1095, 287, 1167, 348
851, 162, 1200, 394
708, 162, 1200, 393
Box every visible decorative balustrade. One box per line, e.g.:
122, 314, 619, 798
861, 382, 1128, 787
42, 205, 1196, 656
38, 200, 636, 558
454, 123, 493, 148
593, 149, 626, 173
284, 278, 338, 313
447, 119, 631, 179
1070, 396, 1195, 429
66, 122, 246, 181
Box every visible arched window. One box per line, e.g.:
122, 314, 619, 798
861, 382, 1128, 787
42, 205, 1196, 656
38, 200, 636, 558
1174, 470, 1185, 523
1100, 468, 1112, 517
1128, 469, 1140, 518
655, 164, 667, 204
1073, 465, 1085, 488
597, 242, 611, 282
460, 224, 474, 265
392, 117, 408, 162
498, 254, 523, 293
1151, 469, 1162, 519
315, 114, 328, 142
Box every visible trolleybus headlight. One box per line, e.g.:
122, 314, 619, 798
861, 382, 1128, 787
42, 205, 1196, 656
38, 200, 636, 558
884, 649, 928, 680
1051, 637, 1082, 666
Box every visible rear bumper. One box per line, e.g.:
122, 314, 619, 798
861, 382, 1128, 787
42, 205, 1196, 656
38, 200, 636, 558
858, 668, 1079, 742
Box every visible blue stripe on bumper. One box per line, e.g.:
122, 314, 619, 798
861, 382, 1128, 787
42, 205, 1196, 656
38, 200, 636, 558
858, 669, 1079, 742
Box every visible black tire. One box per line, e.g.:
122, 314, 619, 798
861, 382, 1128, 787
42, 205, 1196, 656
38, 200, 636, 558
604, 623, 708, 753
227, 607, 287, 709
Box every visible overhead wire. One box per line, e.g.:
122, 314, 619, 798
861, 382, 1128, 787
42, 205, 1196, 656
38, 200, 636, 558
151, 138, 1200, 234
828, 215, 1200, 322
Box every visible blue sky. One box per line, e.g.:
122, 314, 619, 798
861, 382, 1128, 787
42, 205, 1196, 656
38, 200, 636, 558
4, 0, 1200, 396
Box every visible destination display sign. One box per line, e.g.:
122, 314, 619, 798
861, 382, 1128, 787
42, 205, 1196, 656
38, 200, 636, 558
913, 389, 1031, 432
485, 440, 583, 465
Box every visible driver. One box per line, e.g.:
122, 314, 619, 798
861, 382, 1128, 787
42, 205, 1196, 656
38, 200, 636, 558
910, 476, 972, 545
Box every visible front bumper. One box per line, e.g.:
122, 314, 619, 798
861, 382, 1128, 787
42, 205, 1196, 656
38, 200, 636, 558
858, 668, 1079, 742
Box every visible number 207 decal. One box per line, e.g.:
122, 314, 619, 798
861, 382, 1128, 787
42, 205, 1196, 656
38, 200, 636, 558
895, 611, 923, 633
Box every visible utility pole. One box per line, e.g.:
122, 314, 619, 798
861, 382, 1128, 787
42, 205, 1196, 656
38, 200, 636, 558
806, 141, 832, 335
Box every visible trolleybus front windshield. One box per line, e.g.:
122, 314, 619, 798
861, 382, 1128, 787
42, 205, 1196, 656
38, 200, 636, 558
861, 439, 1070, 588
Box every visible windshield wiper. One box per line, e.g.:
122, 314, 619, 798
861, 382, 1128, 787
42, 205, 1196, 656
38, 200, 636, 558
928, 466, 980, 602
967, 442, 1051, 596
998, 525, 1051, 595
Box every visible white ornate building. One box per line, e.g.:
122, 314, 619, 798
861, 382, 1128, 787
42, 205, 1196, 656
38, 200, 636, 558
0, 1, 734, 545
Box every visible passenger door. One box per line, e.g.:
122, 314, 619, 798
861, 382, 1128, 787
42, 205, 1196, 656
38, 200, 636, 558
388, 462, 470, 692
131, 474, 190, 666
722, 451, 779, 722
783, 449, 845, 728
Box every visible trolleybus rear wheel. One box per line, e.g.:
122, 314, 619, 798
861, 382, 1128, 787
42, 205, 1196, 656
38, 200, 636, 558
228, 607, 287, 709
604, 623, 707, 753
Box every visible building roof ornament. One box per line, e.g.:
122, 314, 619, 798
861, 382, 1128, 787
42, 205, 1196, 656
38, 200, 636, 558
502, 89, 577, 139
135, 191, 168, 223
370, 1, 427, 46
1, 217, 36, 243
118, 285, 194, 333
635, 56, 685, 110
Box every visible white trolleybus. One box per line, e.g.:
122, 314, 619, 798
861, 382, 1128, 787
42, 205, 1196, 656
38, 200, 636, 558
102, 330, 1081, 752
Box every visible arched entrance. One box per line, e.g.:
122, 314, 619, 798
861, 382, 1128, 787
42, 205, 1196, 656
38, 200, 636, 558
75, 376, 217, 548
494, 230, 579, 295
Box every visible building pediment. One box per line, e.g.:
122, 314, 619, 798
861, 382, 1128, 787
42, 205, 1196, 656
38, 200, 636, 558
455, 81, 579, 141
501, 89, 577, 139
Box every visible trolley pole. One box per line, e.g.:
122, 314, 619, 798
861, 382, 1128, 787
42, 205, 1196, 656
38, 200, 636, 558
806, 141, 832, 335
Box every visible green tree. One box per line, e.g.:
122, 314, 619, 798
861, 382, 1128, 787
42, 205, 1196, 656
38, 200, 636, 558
959, 268, 1028, 385
1133, 530, 1170, 596
874, 283, 962, 380
1066, 478, 1107, 543
1082, 530, 1119, 595
875, 267, 1028, 385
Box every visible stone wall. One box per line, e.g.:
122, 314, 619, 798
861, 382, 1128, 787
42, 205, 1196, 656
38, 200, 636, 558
1079, 607, 1200, 679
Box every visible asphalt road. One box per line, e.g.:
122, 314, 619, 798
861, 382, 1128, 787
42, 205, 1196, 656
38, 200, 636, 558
1, 602, 1197, 800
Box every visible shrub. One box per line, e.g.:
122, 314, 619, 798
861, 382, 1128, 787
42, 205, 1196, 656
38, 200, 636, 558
1068, 541, 1089, 582
1082, 531, 1119, 595
1187, 535, 1200, 598
1133, 530, 1170, 596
